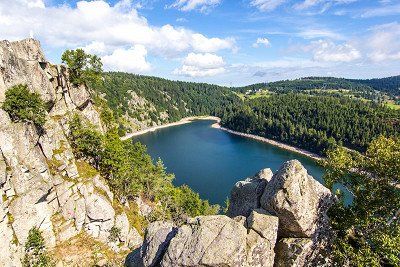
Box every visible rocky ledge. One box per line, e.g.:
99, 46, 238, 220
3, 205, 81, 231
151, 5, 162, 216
126, 160, 334, 267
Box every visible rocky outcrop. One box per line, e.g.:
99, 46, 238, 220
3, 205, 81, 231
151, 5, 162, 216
227, 168, 273, 217
0, 39, 142, 266
260, 160, 332, 239
127, 160, 333, 267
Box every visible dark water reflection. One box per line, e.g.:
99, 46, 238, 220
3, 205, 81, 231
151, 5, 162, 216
134, 120, 327, 206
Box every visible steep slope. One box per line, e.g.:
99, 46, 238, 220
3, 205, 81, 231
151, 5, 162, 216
0, 39, 142, 266
94, 72, 240, 133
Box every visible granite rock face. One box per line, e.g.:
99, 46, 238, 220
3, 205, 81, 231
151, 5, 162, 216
128, 160, 333, 267
0, 39, 141, 266
260, 160, 333, 238
127, 215, 277, 267
227, 168, 273, 217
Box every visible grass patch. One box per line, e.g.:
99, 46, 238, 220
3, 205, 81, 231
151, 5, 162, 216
76, 160, 98, 179
385, 101, 400, 110
51, 232, 127, 266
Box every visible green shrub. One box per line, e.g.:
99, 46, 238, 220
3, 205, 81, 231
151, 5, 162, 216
2, 84, 46, 126
23, 227, 51, 267
61, 49, 102, 86
325, 136, 400, 266
108, 226, 121, 243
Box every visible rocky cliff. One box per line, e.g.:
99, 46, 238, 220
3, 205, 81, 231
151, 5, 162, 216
126, 160, 334, 267
0, 39, 142, 266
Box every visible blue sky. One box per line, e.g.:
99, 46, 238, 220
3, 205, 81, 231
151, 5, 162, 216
1, 0, 399, 86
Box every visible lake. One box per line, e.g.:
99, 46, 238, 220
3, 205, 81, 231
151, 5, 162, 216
134, 119, 325, 206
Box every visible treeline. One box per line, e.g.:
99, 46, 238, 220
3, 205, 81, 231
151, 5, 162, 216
221, 94, 400, 155
94, 72, 240, 125
234, 76, 400, 99
350, 75, 400, 97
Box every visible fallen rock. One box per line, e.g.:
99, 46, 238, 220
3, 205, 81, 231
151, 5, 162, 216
228, 168, 273, 217
260, 160, 332, 238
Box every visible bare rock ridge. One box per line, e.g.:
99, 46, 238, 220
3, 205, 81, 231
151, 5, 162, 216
126, 160, 334, 267
0, 39, 142, 266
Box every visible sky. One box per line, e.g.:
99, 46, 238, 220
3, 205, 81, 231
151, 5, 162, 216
0, 0, 399, 86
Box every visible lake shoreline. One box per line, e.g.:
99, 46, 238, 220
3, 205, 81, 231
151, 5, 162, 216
211, 122, 324, 161
121, 116, 221, 141
123, 115, 323, 161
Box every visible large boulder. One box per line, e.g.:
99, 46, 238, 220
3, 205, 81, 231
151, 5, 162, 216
127, 214, 278, 267
161, 216, 248, 266
246, 208, 279, 245
260, 160, 332, 238
227, 168, 273, 217
126, 221, 177, 267
84, 193, 115, 242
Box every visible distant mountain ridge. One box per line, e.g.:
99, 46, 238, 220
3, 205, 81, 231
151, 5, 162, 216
234, 75, 400, 97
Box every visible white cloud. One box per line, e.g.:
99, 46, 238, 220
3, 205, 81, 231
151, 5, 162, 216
0, 0, 235, 61
82, 41, 107, 55
361, 4, 400, 18
102, 45, 151, 72
294, 0, 357, 11
297, 29, 344, 40
307, 40, 361, 62
367, 22, 400, 61
293, 0, 320, 10
176, 17, 188, 22
168, 0, 221, 12
250, 0, 286, 12
253, 38, 270, 48
174, 52, 225, 77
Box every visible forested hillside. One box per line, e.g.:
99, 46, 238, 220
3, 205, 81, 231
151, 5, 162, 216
93, 72, 240, 133
221, 94, 400, 155
234, 76, 400, 99
349, 75, 400, 97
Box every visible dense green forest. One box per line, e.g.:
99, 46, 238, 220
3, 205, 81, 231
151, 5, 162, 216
221, 94, 400, 155
349, 75, 400, 97
93, 72, 240, 130
234, 76, 400, 99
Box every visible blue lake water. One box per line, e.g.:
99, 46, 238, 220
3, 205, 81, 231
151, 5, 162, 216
134, 119, 326, 206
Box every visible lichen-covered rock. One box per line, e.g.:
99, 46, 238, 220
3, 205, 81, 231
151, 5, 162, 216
134, 196, 153, 217
246, 208, 279, 245
274, 238, 314, 267
260, 160, 332, 238
228, 168, 273, 217
0, 39, 54, 103
161, 216, 248, 267
0, 154, 7, 186
246, 229, 275, 267
126, 221, 177, 267
84, 193, 115, 242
